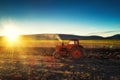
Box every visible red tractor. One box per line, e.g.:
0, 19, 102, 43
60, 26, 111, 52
53, 39, 85, 59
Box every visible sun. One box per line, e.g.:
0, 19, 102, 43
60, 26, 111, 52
2, 22, 20, 43
4, 27, 20, 42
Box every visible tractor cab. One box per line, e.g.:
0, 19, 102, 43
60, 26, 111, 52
68, 39, 79, 45
67, 39, 80, 50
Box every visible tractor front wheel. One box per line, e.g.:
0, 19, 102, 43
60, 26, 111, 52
53, 52, 60, 59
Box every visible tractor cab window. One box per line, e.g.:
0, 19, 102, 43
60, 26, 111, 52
68, 40, 79, 45
68, 41, 75, 44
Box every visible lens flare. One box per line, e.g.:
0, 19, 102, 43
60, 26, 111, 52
4, 27, 20, 42
1, 20, 21, 46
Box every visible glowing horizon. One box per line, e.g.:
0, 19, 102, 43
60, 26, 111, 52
0, 0, 120, 37
0, 19, 119, 37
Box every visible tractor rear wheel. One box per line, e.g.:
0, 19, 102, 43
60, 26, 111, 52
71, 47, 84, 59
53, 52, 60, 59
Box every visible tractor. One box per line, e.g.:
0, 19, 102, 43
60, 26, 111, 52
53, 39, 85, 59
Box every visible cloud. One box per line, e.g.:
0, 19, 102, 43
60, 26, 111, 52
88, 30, 120, 34
87, 30, 120, 37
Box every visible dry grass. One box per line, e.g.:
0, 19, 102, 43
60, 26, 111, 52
1, 39, 120, 48
2, 39, 119, 48
0, 47, 120, 80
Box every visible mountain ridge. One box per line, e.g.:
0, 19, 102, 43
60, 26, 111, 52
21, 34, 120, 40
0, 34, 120, 40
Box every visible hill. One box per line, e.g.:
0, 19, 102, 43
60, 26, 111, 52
105, 34, 120, 39
21, 34, 120, 40
0, 34, 120, 40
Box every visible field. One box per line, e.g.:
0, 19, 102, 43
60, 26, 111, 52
0, 40, 120, 80
0, 45, 120, 80
1, 40, 119, 48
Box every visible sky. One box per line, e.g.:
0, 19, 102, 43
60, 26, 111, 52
0, 0, 120, 37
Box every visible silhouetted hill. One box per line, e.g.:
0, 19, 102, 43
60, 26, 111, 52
20, 34, 120, 40
58, 34, 104, 40
0, 34, 120, 40
21, 34, 58, 40
105, 34, 120, 39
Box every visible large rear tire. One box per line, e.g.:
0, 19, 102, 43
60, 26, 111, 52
71, 47, 84, 59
